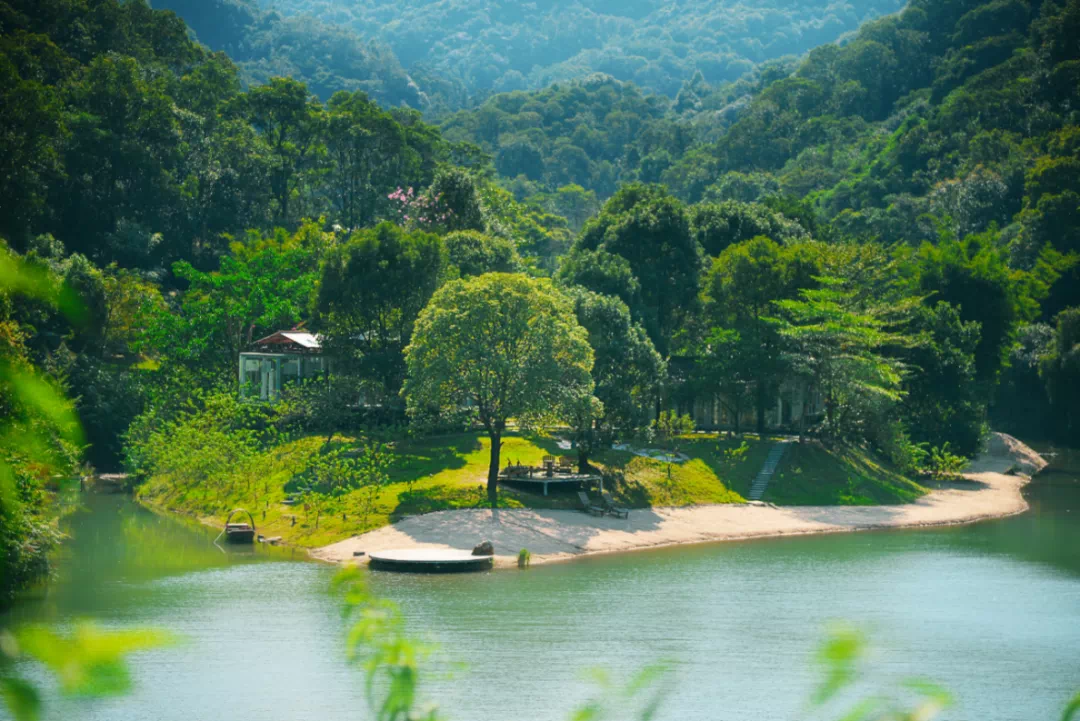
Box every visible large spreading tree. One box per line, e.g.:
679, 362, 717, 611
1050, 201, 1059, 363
404, 273, 594, 506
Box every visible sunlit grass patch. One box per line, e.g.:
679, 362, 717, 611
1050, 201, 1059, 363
768, 441, 927, 505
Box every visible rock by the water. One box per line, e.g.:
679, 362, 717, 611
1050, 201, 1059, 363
472, 540, 494, 556
985, 432, 1048, 476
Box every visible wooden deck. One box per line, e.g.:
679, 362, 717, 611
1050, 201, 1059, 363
368, 548, 494, 573
498, 472, 602, 496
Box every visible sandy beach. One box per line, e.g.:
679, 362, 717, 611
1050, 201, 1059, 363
312, 433, 1047, 567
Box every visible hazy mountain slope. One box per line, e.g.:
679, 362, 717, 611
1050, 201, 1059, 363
250, 0, 907, 107
150, 0, 423, 107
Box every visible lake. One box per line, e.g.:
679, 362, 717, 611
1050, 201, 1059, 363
3, 451, 1080, 721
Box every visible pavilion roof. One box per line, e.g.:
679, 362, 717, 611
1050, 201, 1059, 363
248, 330, 323, 353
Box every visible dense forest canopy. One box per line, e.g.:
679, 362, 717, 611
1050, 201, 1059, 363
149, 0, 906, 110
4, 0, 1080, 608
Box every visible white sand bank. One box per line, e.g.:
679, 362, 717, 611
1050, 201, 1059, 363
312, 433, 1047, 568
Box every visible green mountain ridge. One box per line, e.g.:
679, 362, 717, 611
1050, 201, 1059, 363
150, 0, 907, 111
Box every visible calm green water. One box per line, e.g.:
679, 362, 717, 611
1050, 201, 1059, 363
4, 454, 1080, 721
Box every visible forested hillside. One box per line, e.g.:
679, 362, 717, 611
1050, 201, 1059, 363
150, 0, 905, 110
148, 0, 424, 107
432, 0, 1080, 325
448, 0, 1080, 321
5, 0, 1080, 607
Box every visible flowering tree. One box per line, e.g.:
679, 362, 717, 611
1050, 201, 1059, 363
386, 186, 454, 232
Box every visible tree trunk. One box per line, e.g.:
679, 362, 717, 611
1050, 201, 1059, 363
798, 387, 808, 444
487, 429, 502, 508
825, 389, 835, 437
756, 382, 767, 436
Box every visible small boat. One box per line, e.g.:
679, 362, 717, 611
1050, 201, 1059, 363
224, 508, 257, 544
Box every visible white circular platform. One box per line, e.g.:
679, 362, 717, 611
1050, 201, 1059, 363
368, 548, 493, 564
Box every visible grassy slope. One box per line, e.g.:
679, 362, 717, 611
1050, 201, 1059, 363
767, 441, 927, 505
137, 431, 924, 548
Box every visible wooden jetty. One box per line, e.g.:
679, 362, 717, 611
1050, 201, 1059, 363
498, 454, 602, 496
368, 548, 494, 573
223, 508, 257, 544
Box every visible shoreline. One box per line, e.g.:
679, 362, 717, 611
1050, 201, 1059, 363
313, 433, 1047, 568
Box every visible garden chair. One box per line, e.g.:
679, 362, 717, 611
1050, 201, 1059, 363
578, 491, 605, 517
557, 456, 575, 473
602, 491, 630, 519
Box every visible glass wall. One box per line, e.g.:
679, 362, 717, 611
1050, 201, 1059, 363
239, 353, 325, 401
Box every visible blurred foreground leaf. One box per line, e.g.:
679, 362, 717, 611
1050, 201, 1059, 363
0, 622, 175, 716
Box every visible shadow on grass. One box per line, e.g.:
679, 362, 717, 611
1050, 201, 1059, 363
390, 484, 486, 520
390, 480, 532, 521
387, 432, 483, 484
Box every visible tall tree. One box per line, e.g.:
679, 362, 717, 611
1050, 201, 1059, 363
142, 223, 325, 385
324, 90, 407, 230
573, 184, 704, 357
316, 222, 447, 405
771, 279, 909, 440
444, 231, 521, 278
404, 274, 593, 506
706, 237, 817, 433
901, 302, 984, 456
1041, 307, 1080, 444
569, 289, 665, 468
239, 77, 324, 227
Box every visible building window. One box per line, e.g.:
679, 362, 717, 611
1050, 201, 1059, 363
283, 357, 301, 384
242, 357, 261, 397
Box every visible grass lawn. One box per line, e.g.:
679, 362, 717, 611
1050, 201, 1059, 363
136, 430, 924, 548
766, 441, 928, 505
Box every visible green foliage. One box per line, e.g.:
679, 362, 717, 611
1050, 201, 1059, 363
573, 184, 704, 356
124, 390, 276, 486
570, 665, 672, 721
651, 411, 694, 451
444, 231, 522, 278
650, 412, 695, 480
0, 245, 83, 605
261, 0, 906, 112
152, 0, 422, 108
772, 277, 911, 439
689, 200, 809, 257
901, 303, 986, 456
295, 442, 391, 527
0, 3, 450, 264
317, 222, 447, 403
812, 625, 952, 720
705, 236, 818, 433
1041, 307, 1080, 444
142, 224, 327, 388
905, 233, 1038, 393
333, 568, 439, 721
925, 443, 970, 480
0, 623, 174, 721
425, 167, 486, 233
568, 289, 665, 432
404, 273, 594, 504
1064, 692, 1080, 721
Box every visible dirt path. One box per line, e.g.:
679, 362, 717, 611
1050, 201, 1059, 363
312, 434, 1046, 568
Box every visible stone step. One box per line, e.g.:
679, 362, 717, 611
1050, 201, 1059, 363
748, 441, 791, 501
